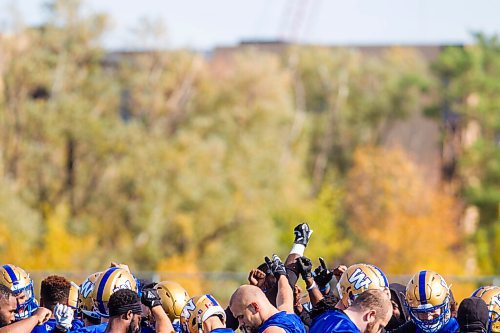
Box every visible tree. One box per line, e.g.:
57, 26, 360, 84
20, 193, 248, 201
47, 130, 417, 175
434, 34, 500, 274
286, 46, 432, 194
345, 146, 464, 274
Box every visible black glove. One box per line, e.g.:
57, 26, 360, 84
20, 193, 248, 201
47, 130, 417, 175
313, 257, 333, 291
294, 223, 313, 246
142, 281, 157, 290
265, 254, 287, 279
296, 256, 313, 280
141, 288, 162, 308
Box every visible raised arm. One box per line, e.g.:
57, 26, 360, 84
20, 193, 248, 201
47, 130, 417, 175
265, 255, 294, 314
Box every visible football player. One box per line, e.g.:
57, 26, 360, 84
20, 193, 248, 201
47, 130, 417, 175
471, 286, 499, 333
297, 262, 389, 311
70, 267, 139, 333
32, 275, 84, 333
78, 272, 102, 327
104, 289, 142, 333
0, 264, 39, 320
393, 270, 458, 333
229, 255, 306, 333
155, 281, 190, 333
309, 289, 392, 333
0, 284, 52, 333
180, 294, 233, 333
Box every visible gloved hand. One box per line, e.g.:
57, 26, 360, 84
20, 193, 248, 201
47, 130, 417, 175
265, 254, 287, 279
313, 257, 333, 291
141, 281, 157, 290
293, 223, 313, 247
141, 288, 162, 308
54, 303, 74, 331
296, 256, 313, 280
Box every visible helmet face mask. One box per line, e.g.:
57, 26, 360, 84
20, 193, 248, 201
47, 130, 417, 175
406, 296, 450, 333
0, 265, 38, 320
13, 285, 38, 320
405, 270, 451, 333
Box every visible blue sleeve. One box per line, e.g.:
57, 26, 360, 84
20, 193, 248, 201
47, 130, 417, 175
32, 326, 48, 333
71, 319, 85, 330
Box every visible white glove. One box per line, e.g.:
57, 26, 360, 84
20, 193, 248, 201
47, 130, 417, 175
54, 303, 74, 331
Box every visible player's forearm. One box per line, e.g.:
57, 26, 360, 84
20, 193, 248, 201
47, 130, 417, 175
0, 316, 39, 333
151, 306, 175, 333
276, 275, 294, 314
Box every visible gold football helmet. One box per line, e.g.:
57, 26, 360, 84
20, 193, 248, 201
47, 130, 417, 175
472, 286, 500, 333
180, 294, 226, 333
155, 281, 190, 322
0, 264, 38, 320
92, 267, 137, 317
405, 270, 451, 333
336, 263, 389, 308
68, 281, 79, 310
78, 272, 101, 319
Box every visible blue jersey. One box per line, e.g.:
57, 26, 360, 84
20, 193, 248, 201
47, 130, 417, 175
138, 321, 183, 333
310, 309, 360, 333
416, 318, 459, 333
258, 311, 305, 333
173, 322, 182, 333
210, 329, 235, 333
141, 326, 155, 333
70, 322, 107, 333
32, 318, 85, 333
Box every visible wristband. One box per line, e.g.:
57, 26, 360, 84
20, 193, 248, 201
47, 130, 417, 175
319, 285, 329, 293
307, 282, 317, 291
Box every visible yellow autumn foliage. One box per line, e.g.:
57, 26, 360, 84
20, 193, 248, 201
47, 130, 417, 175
345, 146, 464, 275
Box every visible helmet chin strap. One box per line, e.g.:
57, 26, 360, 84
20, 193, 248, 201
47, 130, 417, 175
197, 315, 203, 333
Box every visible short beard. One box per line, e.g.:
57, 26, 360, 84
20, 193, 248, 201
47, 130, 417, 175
0, 319, 8, 328
127, 320, 139, 333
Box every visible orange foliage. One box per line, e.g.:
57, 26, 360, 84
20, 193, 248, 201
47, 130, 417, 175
345, 146, 464, 275
156, 252, 204, 296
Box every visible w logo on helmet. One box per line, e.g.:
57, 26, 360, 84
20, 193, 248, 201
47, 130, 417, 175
80, 279, 95, 298
181, 299, 196, 320
348, 268, 372, 290
492, 294, 500, 307
112, 279, 132, 293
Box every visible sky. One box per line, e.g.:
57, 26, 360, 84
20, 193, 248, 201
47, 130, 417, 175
1, 0, 500, 51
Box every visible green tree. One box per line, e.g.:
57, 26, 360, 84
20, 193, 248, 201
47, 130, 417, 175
434, 34, 500, 274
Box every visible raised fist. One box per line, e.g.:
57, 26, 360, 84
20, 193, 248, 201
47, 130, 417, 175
313, 257, 333, 291
54, 304, 74, 331
333, 264, 347, 282
141, 288, 162, 308
265, 254, 287, 279
293, 223, 313, 247
34, 307, 52, 326
248, 269, 266, 288
296, 256, 313, 280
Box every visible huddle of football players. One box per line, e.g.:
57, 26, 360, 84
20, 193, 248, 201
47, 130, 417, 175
0, 223, 498, 333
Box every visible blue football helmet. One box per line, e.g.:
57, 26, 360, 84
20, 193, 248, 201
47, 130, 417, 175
405, 270, 451, 333
0, 264, 38, 320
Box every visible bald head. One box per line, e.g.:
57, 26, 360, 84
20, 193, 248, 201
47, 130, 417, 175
230, 285, 268, 308
352, 289, 392, 320
230, 285, 278, 332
